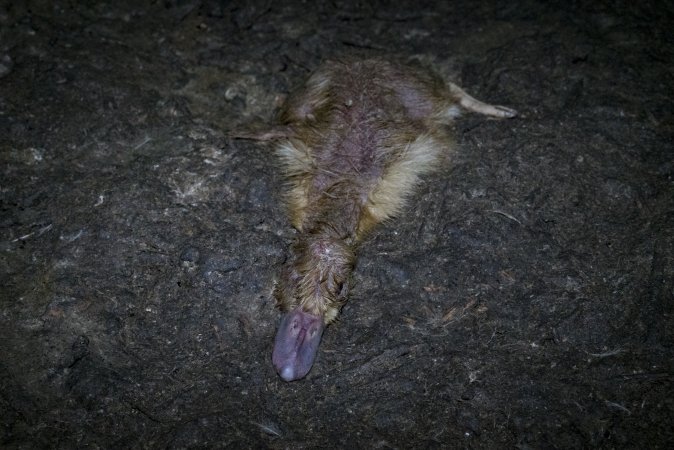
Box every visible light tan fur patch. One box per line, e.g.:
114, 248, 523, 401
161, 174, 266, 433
359, 133, 450, 236
276, 140, 314, 229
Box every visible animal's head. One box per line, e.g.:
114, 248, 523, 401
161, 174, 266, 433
272, 235, 354, 381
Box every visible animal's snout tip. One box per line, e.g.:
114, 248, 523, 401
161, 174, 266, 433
278, 365, 297, 382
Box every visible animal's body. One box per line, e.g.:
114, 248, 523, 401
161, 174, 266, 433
243, 57, 516, 381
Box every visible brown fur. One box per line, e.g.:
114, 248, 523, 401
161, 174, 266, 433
253, 57, 516, 325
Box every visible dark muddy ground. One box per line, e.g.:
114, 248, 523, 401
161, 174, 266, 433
1, 0, 673, 448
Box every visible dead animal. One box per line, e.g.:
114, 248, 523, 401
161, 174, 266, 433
238, 57, 517, 381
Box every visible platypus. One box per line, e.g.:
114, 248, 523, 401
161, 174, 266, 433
241, 57, 516, 381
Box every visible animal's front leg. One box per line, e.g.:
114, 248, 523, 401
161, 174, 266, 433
229, 125, 295, 141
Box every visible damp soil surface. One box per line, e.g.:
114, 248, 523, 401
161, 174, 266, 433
1, 1, 673, 448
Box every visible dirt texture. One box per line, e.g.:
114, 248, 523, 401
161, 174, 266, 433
1, 0, 673, 448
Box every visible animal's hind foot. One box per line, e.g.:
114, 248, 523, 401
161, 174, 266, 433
449, 82, 518, 118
